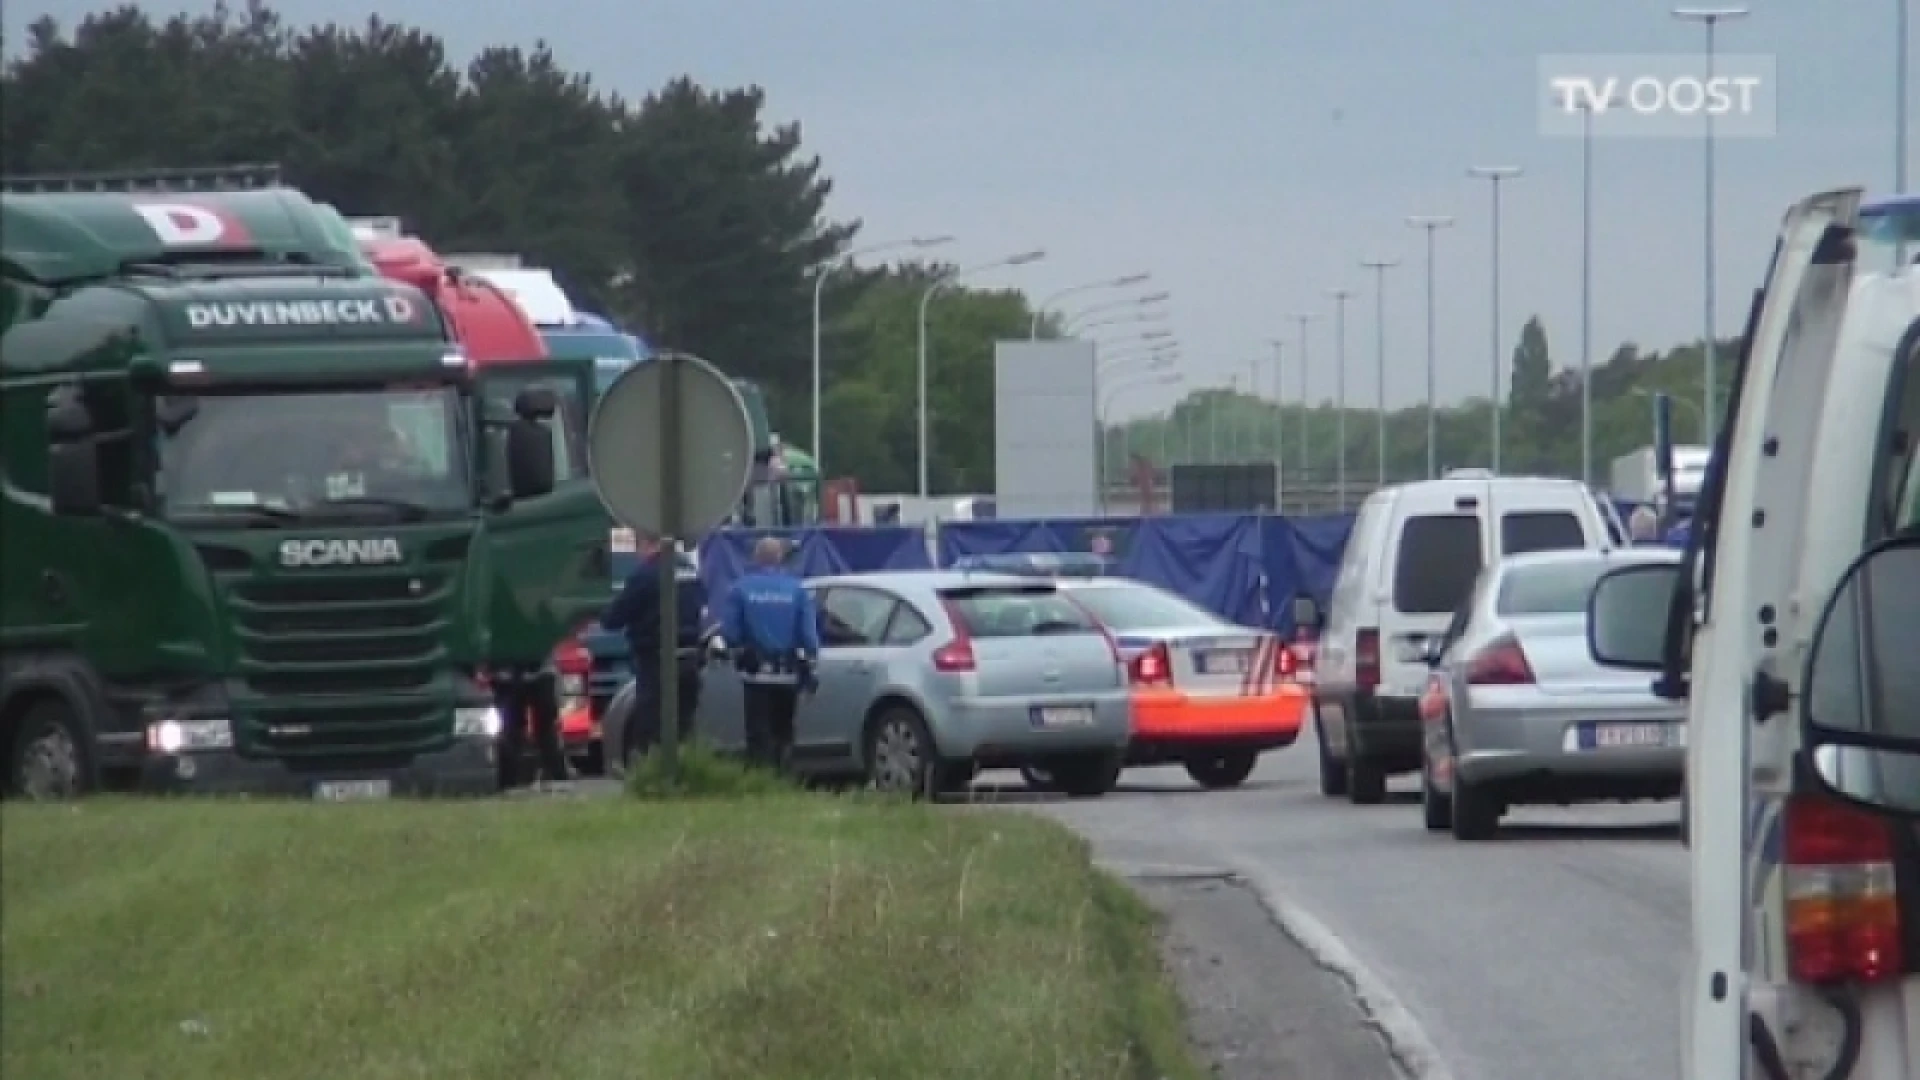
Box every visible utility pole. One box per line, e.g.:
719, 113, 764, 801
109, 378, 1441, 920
1360, 258, 1400, 488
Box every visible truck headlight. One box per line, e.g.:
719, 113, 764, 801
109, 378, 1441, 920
454, 706, 502, 738
147, 718, 233, 754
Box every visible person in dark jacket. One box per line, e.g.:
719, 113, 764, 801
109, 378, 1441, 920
492, 662, 571, 792
720, 536, 822, 771
600, 532, 708, 761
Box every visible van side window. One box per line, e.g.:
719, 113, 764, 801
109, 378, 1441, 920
1393, 514, 1482, 614
1500, 511, 1586, 555
1875, 320, 1920, 538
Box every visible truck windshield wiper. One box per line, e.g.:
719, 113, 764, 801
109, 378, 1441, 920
310, 496, 437, 521
169, 501, 303, 526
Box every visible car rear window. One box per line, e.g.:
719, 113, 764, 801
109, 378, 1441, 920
1393, 514, 1483, 614
1497, 559, 1611, 615
1064, 583, 1227, 630
1500, 511, 1587, 555
941, 586, 1099, 638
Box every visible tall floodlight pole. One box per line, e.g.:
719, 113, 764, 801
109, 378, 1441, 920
1030, 272, 1151, 337
917, 249, 1046, 499
1673, 7, 1749, 442
1328, 288, 1354, 510
1292, 313, 1315, 499
1405, 216, 1454, 479
1468, 166, 1523, 471
812, 235, 952, 476
1265, 338, 1285, 503
1899, 0, 1911, 266
1579, 95, 1604, 486
1360, 258, 1400, 488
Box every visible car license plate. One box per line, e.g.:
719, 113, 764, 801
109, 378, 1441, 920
1584, 722, 1671, 749
1031, 705, 1094, 728
314, 779, 391, 801
1198, 650, 1252, 675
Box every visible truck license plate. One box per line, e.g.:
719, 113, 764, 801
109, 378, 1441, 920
314, 779, 392, 801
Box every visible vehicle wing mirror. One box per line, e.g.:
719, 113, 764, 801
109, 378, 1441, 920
1586, 562, 1680, 671
1290, 594, 1323, 631
1800, 535, 1920, 817
504, 418, 555, 499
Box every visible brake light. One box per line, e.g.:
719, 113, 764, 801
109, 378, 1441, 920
1784, 793, 1904, 984
1464, 634, 1533, 685
1356, 629, 1381, 690
1130, 642, 1174, 688
933, 599, 977, 673
1274, 638, 1298, 678
554, 623, 593, 677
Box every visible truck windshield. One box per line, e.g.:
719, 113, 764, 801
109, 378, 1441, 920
156, 387, 470, 519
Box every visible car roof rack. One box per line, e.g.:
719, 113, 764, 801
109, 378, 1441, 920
0, 162, 286, 194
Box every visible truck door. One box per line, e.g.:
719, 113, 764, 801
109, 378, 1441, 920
475, 356, 608, 662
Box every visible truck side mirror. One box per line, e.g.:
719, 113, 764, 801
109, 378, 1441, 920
45, 387, 102, 517
505, 417, 555, 499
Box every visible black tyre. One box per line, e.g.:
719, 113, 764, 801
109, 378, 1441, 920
7, 698, 88, 800
1315, 710, 1348, 798
1450, 772, 1500, 842
865, 706, 950, 799
1051, 751, 1123, 799
1184, 750, 1258, 790
1420, 759, 1452, 832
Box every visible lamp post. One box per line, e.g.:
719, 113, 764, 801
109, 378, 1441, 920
1264, 338, 1285, 498
1900, 0, 1912, 265
1405, 216, 1453, 479
1328, 288, 1354, 509
811, 234, 952, 476
1062, 291, 1170, 334
1672, 6, 1749, 442
917, 249, 1046, 498
1071, 311, 1170, 337
1291, 313, 1315, 497
1030, 272, 1151, 337
1360, 258, 1399, 487
1468, 165, 1523, 470
1575, 93, 1614, 487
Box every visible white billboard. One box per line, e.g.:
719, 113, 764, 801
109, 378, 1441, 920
994, 340, 1097, 518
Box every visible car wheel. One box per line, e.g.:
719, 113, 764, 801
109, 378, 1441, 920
1050, 751, 1123, 799
1420, 757, 1452, 832
1315, 708, 1348, 798
1185, 750, 1257, 790
8, 698, 88, 800
1450, 772, 1499, 842
1019, 765, 1058, 792
865, 706, 946, 799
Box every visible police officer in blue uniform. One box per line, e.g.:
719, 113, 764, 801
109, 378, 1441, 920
600, 531, 708, 762
721, 537, 821, 772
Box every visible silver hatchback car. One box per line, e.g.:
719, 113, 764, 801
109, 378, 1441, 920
605, 570, 1133, 797
1419, 547, 1686, 840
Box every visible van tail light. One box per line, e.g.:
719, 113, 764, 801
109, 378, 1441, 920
1784, 793, 1904, 984
932, 600, 978, 673
1355, 629, 1381, 691
1464, 633, 1534, 685
1129, 642, 1174, 688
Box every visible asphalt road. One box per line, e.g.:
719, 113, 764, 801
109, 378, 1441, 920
1000, 723, 1690, 1080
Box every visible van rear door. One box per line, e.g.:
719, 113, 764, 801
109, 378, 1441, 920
1377, 482, 1489, 696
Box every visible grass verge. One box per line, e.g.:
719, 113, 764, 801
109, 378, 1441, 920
2, 795, 1206, 1080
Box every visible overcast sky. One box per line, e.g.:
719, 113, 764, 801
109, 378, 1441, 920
9, 1, 1907, 417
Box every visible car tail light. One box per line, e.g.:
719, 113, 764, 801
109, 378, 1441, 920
1274, 637, 1298, 678
1355, 629, 1381, 691
554, 624, 593, 677
1784, 793, 1904, 984
1464, 633, 1533, 685
932, 599, 978, 673
1129, 642, 1174, 688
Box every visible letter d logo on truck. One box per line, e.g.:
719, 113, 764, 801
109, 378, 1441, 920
279, 537, 404, 568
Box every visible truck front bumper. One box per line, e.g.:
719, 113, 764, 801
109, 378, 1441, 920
138, 735, 500, 798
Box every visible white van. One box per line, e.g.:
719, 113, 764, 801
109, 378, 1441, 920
1302, 472, 1614, 804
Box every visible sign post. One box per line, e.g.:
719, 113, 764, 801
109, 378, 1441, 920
587, 350, 754, 785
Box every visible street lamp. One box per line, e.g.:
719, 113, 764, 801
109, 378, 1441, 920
917, 249, 1047, 498
1291, 313, 1316, 493
1264, 337, 1285, 494
1062, 292, 1170, 333
1030, 272, 1151, 337
1572, 91, 1620, 487
1672, 6, 1750, 442
1405, 216, 1454, 479
1468, 165, 1523, 471
1900, 0, 1912, 265
811, 234, 953, 475
1072, 310, 1170, 336
1360, 258, 1399, 487
1101, 347, 1180, 372
1328, 288, 1354, 509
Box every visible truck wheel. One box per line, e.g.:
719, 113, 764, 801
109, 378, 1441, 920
1051, 751, 1123, 798
1185, 751, 1257, 790
8, 699, 88, 800
1315, 709, 1348, 798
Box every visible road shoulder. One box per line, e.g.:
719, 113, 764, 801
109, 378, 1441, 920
1135, 874, 1404, 1080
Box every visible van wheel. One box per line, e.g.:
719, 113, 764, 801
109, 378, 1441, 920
1451, 774, 1499, 842
8, 699, 88, 800
1346, 751, 1387, 805
1185, 751, 1257, 790
1421, 760, 1452, 832
1315, 710, 1348, 798
1051, 751, 1122, 798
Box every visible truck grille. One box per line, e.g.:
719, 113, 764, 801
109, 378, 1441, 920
222, 569, 455, 757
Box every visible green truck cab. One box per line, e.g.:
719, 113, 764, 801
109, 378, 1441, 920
0, 167, 566, 799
